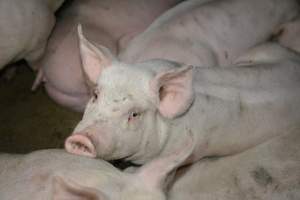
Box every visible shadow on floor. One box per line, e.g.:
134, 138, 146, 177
0, 62, 81, 153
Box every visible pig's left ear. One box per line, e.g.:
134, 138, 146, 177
150, 65, 194, 119
135, 132, 194, 189
77, 24, 115, 88
52, 176, 108, 200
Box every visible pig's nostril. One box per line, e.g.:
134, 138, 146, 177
65, 134, 97, 158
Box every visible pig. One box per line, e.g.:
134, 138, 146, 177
168, 130, 300, 200
0, 0, 64, 70
272, 16, 300, 54
119, 0, 299, 66
31, 0, 184, 112
64, 26, 300, 166
0, 135, 193, 200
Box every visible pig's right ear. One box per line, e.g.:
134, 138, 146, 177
77, 24, 114, 87
52, 176, 108, 200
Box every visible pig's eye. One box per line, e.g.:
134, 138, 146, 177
128, 111, 141, 122
92, 89, 99, 102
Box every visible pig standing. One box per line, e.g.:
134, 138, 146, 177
65, 27, 300, 166
169, 130, 300, 200
0, 136, 193, 200
0, 0, 64, 70
119, 0, 299, 66
31, 0, 183, 112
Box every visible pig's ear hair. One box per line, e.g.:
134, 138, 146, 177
77, 24, 115, 87
150, 65, 194, 119
52, 176, 108, 200
135, 131, 194, 189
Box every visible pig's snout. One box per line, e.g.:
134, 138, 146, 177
65, 134, 97, 158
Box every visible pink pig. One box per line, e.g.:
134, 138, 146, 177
0, 0, 64, 70
64, 26, 300, 166
32, 0, 183, 112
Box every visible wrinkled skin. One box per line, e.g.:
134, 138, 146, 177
119, 0, 299, 66
32, 0, 183, 112
0, 136, 193, 200
65, 29, 300, 165
234, 42, 300, 65
0, 0, 64, 70
169, 130, 300, 200
273, 16, 300, 54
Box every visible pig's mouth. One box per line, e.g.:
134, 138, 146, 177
64, 134, 97, 158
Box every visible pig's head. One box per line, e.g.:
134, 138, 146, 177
65, 25, 195, 164
55, 135, 194, 200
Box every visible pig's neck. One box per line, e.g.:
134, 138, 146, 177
129, 114, 171, 165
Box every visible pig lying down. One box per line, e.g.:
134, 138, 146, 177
119, 0, 299, 66
0, 136, 194, 200
1, 128, 299, 199
31, 0, 183, 112
168, 130, 300, 200
65, 27, 300, 166
0, 0, 64, 70
33, 0, 299, 112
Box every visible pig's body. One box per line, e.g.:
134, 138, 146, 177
65, 29, 300, 165
0, 150, 125, 200
0, 137, 194, 200
169, 131, 300, 200
275, 17, 300, 54
119, 0, 299, 66
32, 0, 183, 112
0, 0, 64, 70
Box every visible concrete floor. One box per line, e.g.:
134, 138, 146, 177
0, 63, 81, 153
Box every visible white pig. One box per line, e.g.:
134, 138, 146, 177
0, 134, 193, 200
119, 0, 299, 66
169, 130, 300, 200
64, 27, 300, 165
31, 0, 184, 112
0, 0, 64, 70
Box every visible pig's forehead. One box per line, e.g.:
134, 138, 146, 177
98, 65, 153, 96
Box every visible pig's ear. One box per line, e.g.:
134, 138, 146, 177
135, 132, 194, 189
150, 65, 194, 119
77, 24, 115, 87
52, 176, 108, 200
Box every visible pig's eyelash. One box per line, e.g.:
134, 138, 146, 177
127, 109, 142, 122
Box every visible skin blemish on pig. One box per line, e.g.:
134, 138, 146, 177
224, 51, 229, 59
112, 107, 120, 112
251, 166, 273, 187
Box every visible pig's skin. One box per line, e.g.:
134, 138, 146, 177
65, 29, 300, 165
32, 0, 183, 112
0, 136, 193, 200
169, 130, 300, 200
274, 16, 300, 54
0, 0, 64, 70
119, 0, 299, 66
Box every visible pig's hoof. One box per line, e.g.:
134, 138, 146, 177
65, 134, 97, 158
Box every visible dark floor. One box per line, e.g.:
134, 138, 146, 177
0, 63, 81, 153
